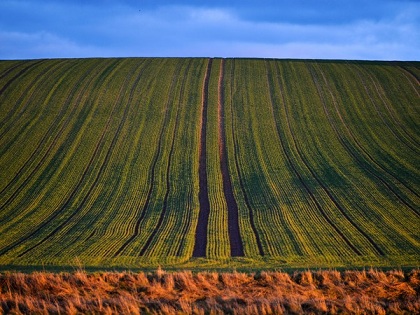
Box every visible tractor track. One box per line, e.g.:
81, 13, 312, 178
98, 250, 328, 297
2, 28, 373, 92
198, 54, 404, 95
192, 58, 213, 257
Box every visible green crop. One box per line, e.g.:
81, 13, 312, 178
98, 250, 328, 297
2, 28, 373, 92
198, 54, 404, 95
0, 58, 418, 270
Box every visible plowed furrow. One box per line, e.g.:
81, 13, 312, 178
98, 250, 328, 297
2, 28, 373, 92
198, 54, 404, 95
192, 58, 213, 258
0, 62, 24, 80
0, 60, 44, 96
399, 66, 420, 88
0, 60, 66, 141
218, 59, 245, 257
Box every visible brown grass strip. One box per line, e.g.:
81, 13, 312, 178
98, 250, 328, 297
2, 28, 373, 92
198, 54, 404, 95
1, 268, 418, 314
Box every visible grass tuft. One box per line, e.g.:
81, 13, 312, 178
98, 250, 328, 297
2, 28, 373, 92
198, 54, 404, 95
0, 269, 419, 314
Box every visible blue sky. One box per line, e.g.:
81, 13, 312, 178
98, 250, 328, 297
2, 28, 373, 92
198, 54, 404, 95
1, 0, 419, 60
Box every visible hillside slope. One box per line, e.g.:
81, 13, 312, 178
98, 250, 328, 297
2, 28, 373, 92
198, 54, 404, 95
0, 58, 418, 269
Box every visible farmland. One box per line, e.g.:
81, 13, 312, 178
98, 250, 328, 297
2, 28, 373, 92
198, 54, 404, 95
0, 58, 419, 270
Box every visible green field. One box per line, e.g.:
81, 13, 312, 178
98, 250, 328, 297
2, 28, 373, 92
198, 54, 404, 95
0, 58, 418, 270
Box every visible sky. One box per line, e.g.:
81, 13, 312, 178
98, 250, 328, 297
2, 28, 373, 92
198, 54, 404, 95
0, 0, 419, 60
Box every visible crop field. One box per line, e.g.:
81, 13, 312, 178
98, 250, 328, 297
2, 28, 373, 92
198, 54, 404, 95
0, 58, 418, 270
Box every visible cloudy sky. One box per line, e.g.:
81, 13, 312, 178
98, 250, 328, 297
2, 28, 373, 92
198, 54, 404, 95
1, 0, 419, 60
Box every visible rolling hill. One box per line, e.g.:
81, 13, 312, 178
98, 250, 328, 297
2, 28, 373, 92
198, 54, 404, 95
0, 58, 418, 270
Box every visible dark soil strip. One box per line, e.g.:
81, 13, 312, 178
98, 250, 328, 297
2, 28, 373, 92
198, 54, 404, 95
113, 62, 181, 257
0, 61, 121, 257
218, 59, 245, 257
192, 58, 213, 257
16, 60, 138, 258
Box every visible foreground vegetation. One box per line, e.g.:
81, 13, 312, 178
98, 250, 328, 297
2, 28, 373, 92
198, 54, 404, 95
1, 269, 419, 314
0, 58, 419, 269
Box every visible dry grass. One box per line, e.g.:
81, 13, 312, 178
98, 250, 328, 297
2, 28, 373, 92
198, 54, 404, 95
0, 268, 419, 314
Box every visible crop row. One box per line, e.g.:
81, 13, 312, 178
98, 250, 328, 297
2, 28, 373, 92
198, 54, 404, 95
0, 58, 418, 268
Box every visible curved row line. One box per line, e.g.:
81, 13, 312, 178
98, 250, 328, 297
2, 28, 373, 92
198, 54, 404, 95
301, 63, 386, 256
362, 67, 420, 151
89, 61, 169, 257
0, 60, 82, 200
308, 62, 419, 249
0, 60, 122, 256
0, 61, 106, 228
87, 62, 173, 257
218, 59, 246, 257
227, 60, 266, 257
0, 61, 25, 80
138, 61, 192, 257
351, 65, 420, 191
47, 60, 152, 259
0, 60, 107, 215
273, 62, 369, 257
0, 60, 69, 159
264, 60, 315, 257
16, 60, 141, 258
311, 63, 419, 217
78, 60, 152, 258
170, 60, 199, 257
285, 63, 384, 256
192, 58, 213, 257
113, 61, 184, 257
399, 65, 420, 86
0, 60, 44, 97
0, 60, 57, 138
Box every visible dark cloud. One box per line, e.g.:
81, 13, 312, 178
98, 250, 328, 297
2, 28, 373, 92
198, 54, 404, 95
0, 0, 418, 60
